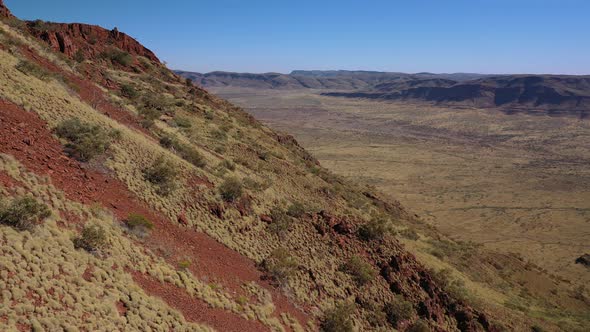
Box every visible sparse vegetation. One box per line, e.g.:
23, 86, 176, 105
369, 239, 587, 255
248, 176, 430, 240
120, 83, 139, 99
358, 216, 390, 241
15, 60, 51, 81
399, 227, 420, 241
219, 177, 242, 202
261, 248, 298, 284
55, 118, 119, 161
341, 256, 376, 286
266, 207, 292, 237
74, 224, 108, 253
124, 213, 154, 237
159, 134, 206, 168
103, 48, 134, 66
408, 319, 430, 332
178, 259, 191, 270
0, 196, 51, 231
384, 296, 414, 326
320, 302, 355, 332
286, 201, 306, 218
143, 156, 179, 195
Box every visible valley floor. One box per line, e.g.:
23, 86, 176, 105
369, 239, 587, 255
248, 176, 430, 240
212, 87, 590, 288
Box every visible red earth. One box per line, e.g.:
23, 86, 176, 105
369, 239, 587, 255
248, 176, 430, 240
0, 99, 311, 329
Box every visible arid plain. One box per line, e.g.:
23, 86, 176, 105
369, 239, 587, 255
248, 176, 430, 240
212, 87, 590, 287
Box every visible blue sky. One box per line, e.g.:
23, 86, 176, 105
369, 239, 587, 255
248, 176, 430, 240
6, 0, 590, 74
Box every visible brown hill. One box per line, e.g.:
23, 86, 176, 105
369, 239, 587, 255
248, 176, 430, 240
324, 75, 590, 118
1, 1, 588, 331
176, 70, 486, 90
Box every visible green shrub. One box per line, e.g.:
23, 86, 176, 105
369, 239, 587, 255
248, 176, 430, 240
173, 116, 192, 128
178, 259, 191, 270
219, 177, 242, 202
74, 224, 108, 252
0, 197, 50, 231
261, 248, 298, 284
219, 159, 235, 171
143, 156, 178, 195
120, 83, 139, 99
341, 256, 376, 286
286, 201, 306, 218
384, 297, 414, 326
358, 216, 390, 241
408, 319, 430, 332
15, 60, 51, 81
103, 48, 133, 66
159, 134, 206, 168
320, 302, 355, 332
55, 118, 118, 161
399, 228, 420, 241
125, 213, 154, 237
267, 207, 292, 237
73, 49, 85, 63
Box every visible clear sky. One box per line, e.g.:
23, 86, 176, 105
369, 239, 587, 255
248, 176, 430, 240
6, 0, 590, 74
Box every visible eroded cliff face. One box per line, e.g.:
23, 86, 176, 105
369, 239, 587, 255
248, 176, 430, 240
27, 21, 159, 63
0, 0, 14, 19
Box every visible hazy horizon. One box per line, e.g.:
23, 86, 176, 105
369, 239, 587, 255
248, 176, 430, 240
6, 0, 590, 75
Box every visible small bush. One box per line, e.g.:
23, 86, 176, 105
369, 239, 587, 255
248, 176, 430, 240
178, 259, 191, 270
320, 302, 354, 332
55, 118, 118, 161
219, 177, 242, 202
173, 116, 192, 128
158, 134, 206, 168
267, 207, 292, 237
143, 157, 178, 195
73, 49, 85, 63
261, 248, 298, 284
120, 83, 139, 99
0, 197, 50, 231
219, 159, 235, 171
286, 201, 306, 218
358, 216, 390, 241
15, 60, 51, 81
399, 228, 420, 241
125, 213, 154, 237
408, 319, 430, 332
104, 48, 133, 66
74, 224, 108, 252
341, 256, 376, 286
384, 297, 414, 326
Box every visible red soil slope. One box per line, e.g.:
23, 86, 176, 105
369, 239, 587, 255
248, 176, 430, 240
0, 99, 310, 329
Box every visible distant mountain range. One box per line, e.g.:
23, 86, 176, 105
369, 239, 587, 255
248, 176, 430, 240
176, 70, 590, 117
174, 70, 489, 90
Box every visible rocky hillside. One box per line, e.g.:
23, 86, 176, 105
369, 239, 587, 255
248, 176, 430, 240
0, 2, 588, 331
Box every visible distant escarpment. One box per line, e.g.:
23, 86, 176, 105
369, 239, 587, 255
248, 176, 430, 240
176, 70, 487, 90
324, 75, 590, 118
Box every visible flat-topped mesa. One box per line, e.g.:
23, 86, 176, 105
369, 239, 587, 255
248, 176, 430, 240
27, 22, 160, 64
0, 0, 14, 19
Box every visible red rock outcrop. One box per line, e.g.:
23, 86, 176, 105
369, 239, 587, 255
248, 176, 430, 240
0, 0, 14, 19
27, 22, 159, 64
